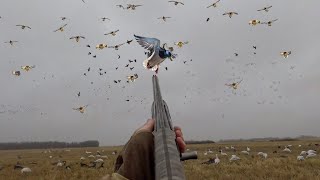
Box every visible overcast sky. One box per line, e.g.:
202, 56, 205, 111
0, 0, 319, 146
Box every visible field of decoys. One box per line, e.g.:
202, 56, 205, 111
1, 0, 320, 179
0, 140, 320, 179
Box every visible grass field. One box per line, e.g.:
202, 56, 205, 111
0, 140, 319, 180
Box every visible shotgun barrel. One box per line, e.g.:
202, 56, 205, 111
152, 75, 197, 180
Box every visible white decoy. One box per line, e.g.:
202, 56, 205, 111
287, 145, 292, 147
57, 161, 65, 167
225, 146, 230, 150
101, 155, 108, 159
94, 159, 104, 163
230, 155, 240, 161
246, 147, 251, 152
241, 151, 249, 155
307, 150, 316, 154
208, 149, 213, 154
262, 153, 268, 159
21, 167, 32, 173
220, 150, 228, 156
88, 155, 95, 158
85, 151, 92, 154
306, 153, 317, 158
297, 155, 305, 161
298, 145, 302, 147
257, 152, 264, 156
96, 155, 101, 158
80, 157, 85, 160
49, 156, 53, 159
283, 147, 291, 153
300, 151, 307, 156
204, 152, 208, 156
214, 154, 220, 164
231, 146, 235, 150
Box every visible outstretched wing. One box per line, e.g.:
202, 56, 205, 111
271, 19, 278, 23
134, 35, 160, 53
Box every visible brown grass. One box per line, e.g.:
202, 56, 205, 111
0, 141, 320, 180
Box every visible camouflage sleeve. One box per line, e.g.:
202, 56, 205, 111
113, 131, 155, 180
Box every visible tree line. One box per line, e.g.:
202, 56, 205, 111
0, 140, 99, 150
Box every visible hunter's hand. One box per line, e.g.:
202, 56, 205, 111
134, 119, 186, 153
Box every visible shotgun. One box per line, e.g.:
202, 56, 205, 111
152, 75, 197, 180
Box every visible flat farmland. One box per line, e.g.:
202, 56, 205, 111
0, 140, 319, 180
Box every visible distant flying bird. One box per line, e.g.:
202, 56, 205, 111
82, 0, 85, 3
257, 6, 272, 12
77, 92, 80, 97
158, 16, 171, 22
101, 17, 110, 21
61, 17, 67, 21
126, 39, 133, 44
168, 1, 184, 6
108, 42, 126, 50
104, 30, 119, 36
280, 51, 291, 58
206, 18, 210, 22
54, 24, 68, 32
127, 4, 142, 10
69, 36, 85, 42
127, 74, 138, 82
16, 25, 31, 30
86, 45, 91, 48
134, 34, 177, 73
207, 0, 220, 8
130, 67, 134, 71
116, 5, 125, 9
125, 64, 129, 67
174, 41, 189, 48
249, 19, 261, 26
261, 19, 278, 26
253, 46, 257, 49
73, 105, 88, 113
234, 53, 239, 56
21, 65, 35, 72
4, 40, 18, 46
96, 43, 108, 50
223, 12, 238, 18
12, 71, 21, 76
225, 79, 243, 90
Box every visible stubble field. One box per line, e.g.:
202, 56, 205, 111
0, 140, 319, 180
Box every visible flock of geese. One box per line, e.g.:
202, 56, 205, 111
2, 0, 295, 115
